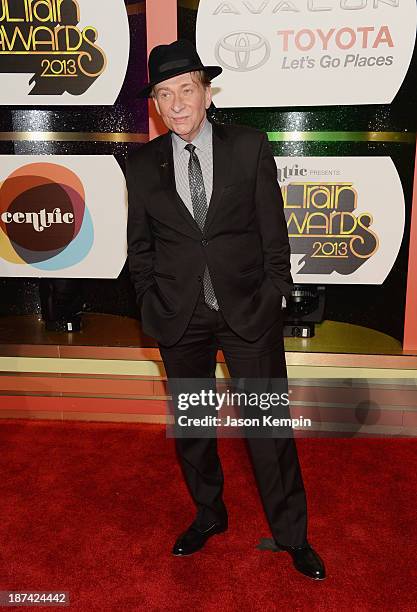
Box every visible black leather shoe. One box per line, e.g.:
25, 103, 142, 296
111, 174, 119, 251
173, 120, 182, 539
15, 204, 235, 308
277, 542, 326, 580
172, 521, 227, 556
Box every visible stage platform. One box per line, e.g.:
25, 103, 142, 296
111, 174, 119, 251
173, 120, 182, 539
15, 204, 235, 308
1, 314, 417, 437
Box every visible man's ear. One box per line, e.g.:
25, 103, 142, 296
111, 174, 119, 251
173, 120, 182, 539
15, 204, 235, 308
153, 97, 161, 116
205, 85, 212, 110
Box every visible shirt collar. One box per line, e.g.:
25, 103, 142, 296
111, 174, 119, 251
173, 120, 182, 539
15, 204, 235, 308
171, 118, 212, 156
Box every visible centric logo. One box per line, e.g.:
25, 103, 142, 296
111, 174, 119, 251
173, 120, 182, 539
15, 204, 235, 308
0, 163, 93, 271
215, 31, 271, 72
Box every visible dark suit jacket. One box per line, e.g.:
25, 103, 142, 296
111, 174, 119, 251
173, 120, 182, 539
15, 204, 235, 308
126, 121, 293, 347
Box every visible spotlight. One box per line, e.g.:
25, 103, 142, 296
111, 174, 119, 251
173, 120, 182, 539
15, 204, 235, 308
283, 285, 325, 338
39, 279, 83, 332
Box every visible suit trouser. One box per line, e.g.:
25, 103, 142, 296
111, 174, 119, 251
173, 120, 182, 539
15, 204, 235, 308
158, 289, 308, 547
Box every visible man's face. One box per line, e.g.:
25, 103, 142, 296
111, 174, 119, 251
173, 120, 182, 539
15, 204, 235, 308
153, 72, 212, 142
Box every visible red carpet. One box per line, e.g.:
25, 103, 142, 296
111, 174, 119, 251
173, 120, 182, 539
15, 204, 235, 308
0, 420, 416, 611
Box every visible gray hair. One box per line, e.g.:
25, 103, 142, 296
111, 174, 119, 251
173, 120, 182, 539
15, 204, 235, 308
150, 70, 211, 99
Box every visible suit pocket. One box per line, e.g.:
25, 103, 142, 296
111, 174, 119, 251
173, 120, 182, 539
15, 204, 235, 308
153, 271, 176, 280
240, 263, 264, 276
264, 275, 283, 299
224, 179, 252, 191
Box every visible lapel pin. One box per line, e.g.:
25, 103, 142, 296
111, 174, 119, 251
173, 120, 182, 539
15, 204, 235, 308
161, 162, 168, 168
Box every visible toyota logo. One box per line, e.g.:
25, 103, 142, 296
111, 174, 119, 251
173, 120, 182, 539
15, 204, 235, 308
215, 31, 271, 72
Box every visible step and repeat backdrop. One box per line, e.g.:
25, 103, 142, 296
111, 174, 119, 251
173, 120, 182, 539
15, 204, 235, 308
0, 0, 147, 320
0, 0, 416, 345
181, 0, 417, 342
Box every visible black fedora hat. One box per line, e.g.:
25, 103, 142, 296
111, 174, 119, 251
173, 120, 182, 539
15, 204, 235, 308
138, 39, 222, 98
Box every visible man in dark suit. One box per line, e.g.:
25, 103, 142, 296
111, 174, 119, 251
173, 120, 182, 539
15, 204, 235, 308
126, 40, 325, 580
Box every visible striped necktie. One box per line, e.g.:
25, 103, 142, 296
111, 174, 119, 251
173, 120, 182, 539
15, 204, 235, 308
185, 143, 219, 310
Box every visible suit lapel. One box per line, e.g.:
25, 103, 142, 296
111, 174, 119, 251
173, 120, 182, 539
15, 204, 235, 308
157, 122, 232, 235
204, 121, 232, 234
157, 133, 200, 234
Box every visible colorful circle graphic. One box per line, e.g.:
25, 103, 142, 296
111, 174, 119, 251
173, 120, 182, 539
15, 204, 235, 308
0, 163, 93, 270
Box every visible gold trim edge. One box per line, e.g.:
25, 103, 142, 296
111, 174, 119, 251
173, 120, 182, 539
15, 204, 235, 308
0, 131, 412, 144
0, 132, 149, 143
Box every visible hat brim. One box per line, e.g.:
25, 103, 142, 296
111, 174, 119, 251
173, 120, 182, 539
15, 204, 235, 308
137, 65, 222, 98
